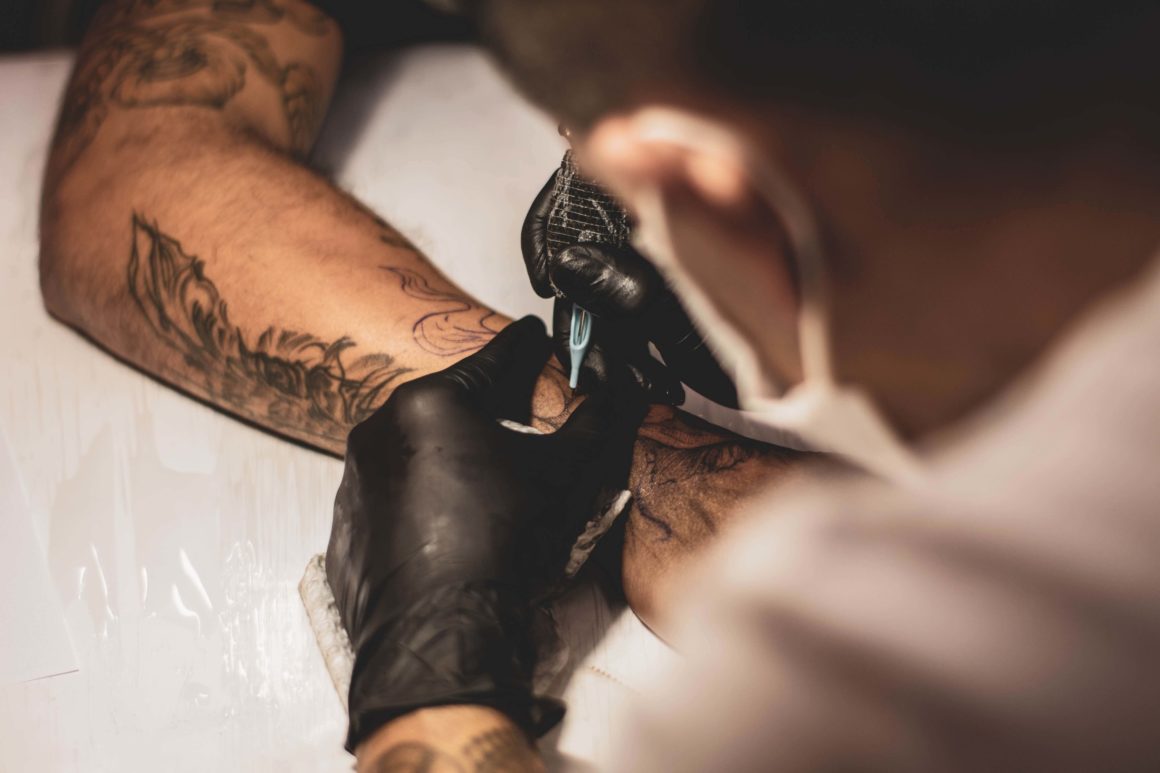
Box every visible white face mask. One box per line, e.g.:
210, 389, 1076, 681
626, 108, 923, 485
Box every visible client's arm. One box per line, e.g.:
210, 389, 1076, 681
39, 0, 802, 626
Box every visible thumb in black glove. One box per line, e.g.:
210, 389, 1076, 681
325, 317, 646, 752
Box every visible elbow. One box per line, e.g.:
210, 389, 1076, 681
38, 218, 68, 322
38, 181, 81, 328
38, 242, 72, 326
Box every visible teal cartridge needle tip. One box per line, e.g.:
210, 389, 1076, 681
569, 305, 593, 389
545, 149, 632, 392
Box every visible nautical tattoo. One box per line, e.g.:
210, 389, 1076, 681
53, 0, 328, 174
383, 267, 505, 358
127, 214, 412, 444
366, 727, 536, 773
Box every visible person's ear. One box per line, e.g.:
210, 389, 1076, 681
576, 109, 752, 222
576, 106, 804, 387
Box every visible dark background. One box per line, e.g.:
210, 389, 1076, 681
0, 1, 471, 52
1, 0, 104, 50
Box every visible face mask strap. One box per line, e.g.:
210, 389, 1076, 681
747, 149, 835, 387
631, 109, 925, 484
633, 185, 777, 402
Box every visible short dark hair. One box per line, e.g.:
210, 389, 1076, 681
477, 0, 1160, 146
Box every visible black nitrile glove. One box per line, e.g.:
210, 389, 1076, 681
326, 317, 646, 753
523, 171, 739, 408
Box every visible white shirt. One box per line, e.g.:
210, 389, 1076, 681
608, 259, 1160, 772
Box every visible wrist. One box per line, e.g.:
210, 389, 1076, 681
346, 581, 562, 752
357, 706, 544, 772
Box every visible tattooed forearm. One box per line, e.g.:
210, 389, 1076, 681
366, 727, 538, 773
124, 215, 573, 448
53, 0, 328, 175
127, 214, 412, 445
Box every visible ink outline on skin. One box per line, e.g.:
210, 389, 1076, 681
381, 266, 506, 358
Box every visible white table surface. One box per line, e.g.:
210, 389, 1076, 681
0, 45, 670, 772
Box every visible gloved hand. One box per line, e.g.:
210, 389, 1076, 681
523, 171, 739, 408
326, 317, 646, 752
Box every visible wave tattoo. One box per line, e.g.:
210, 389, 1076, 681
128, 214, 412, 443
383, 267, 505, 358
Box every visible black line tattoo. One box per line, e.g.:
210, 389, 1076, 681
127, 214, 412, 444
634, 498, 675, 542
54, 2, 326, 174
383, 267, 506, 358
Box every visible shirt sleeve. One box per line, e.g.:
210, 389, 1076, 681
606, 477, 1160, 773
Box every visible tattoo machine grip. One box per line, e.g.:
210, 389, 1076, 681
544, 151, 633, 388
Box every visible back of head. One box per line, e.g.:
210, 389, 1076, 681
477, 0, 1160, 148
472, 1, 1160, 439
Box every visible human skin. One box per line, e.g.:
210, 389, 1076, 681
38, 0, 803, 638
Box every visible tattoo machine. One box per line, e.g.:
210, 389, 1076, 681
545, 149, 633, 389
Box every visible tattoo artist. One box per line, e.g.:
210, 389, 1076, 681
327, 1, 1160, 771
